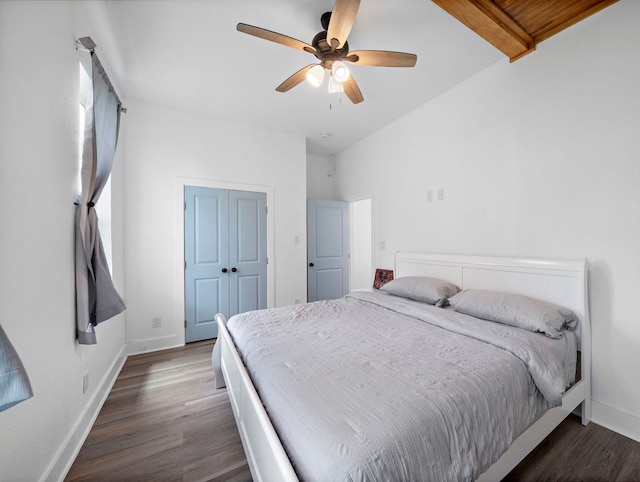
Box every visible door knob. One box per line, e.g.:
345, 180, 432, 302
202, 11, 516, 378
309, 263, 314, 267
231, 267, 237, 272
221, 268, 228, 273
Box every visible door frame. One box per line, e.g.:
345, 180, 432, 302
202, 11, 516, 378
348, 197, 373, 291
175, 177, 275, 345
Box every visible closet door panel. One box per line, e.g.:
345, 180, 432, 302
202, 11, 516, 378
229, 190, 267, 318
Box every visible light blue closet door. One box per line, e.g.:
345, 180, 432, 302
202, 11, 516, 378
185, 186, 229, 342
185, 186, 267, 343
229, 190, 267, 316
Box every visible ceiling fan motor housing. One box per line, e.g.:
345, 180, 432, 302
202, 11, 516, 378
311, 31, 350, 68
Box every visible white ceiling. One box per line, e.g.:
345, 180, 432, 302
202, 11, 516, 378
93, 0, 504, 155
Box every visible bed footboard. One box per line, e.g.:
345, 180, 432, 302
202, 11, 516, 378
214, 314, 298, 482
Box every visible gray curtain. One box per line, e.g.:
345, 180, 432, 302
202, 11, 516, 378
75, 51, 126, 345
0, 325, 33, 411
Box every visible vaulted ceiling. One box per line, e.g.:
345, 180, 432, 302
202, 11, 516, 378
92, 1, 618, 156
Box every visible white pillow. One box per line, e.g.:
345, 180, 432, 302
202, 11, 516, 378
380, 276, 460, 307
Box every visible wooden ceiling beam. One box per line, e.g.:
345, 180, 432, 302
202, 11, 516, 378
432, 0, 618, 63
433, 0, 535, 61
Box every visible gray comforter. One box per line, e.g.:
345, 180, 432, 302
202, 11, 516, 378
226, 290, 576, 482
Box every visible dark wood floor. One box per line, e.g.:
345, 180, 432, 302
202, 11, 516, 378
65, 340, 251, 482
66, 341, 640, 482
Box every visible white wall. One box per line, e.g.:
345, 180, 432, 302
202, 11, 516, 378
0, 2, 127, 480
333, 2, 640, 441
306, 153, 334, 200
122, 99, 307, 352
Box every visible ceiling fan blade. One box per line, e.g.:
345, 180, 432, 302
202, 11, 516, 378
342, 75, 364, 104
276, 64, 317, 92
327, 0, 361, 50
346, 50, 417, 67
237, 23, 316, 54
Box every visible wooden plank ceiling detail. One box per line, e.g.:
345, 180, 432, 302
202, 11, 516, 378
432, 0, 618, 62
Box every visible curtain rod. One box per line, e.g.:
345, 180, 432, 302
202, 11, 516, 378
76, 37, 127, 114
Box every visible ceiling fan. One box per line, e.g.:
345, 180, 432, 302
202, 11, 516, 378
237, 0, 417, 104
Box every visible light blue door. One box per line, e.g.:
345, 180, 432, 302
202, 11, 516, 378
229, 190, 267, 316
307, 199, 349, 302
185, 187, 267, 343
185, 187, 228, 342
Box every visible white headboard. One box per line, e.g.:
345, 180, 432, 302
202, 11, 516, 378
395, 252, 590, 350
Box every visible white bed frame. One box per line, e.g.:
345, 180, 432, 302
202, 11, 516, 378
213, 252, 591, 482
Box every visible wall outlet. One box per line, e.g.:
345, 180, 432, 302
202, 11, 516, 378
152, 317, 162, 328
82, 372, 89, 394
426, 190, 433, 202
437, 188, 444, 201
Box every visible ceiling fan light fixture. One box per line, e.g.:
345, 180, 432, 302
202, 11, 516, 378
331, 61, 350, 83
306, 65, 325, 87
328, 76, 344, 94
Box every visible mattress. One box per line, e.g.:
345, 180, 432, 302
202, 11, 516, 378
226, 290, 576, 481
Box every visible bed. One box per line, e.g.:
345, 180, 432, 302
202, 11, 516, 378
212, 252, 591, 481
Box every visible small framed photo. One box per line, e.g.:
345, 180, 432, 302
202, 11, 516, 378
373, 269, 394, 289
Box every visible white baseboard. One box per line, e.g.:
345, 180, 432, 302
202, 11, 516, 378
126, 334, 183, 356
592, 399, 640, 443
41, 345, 127, 482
